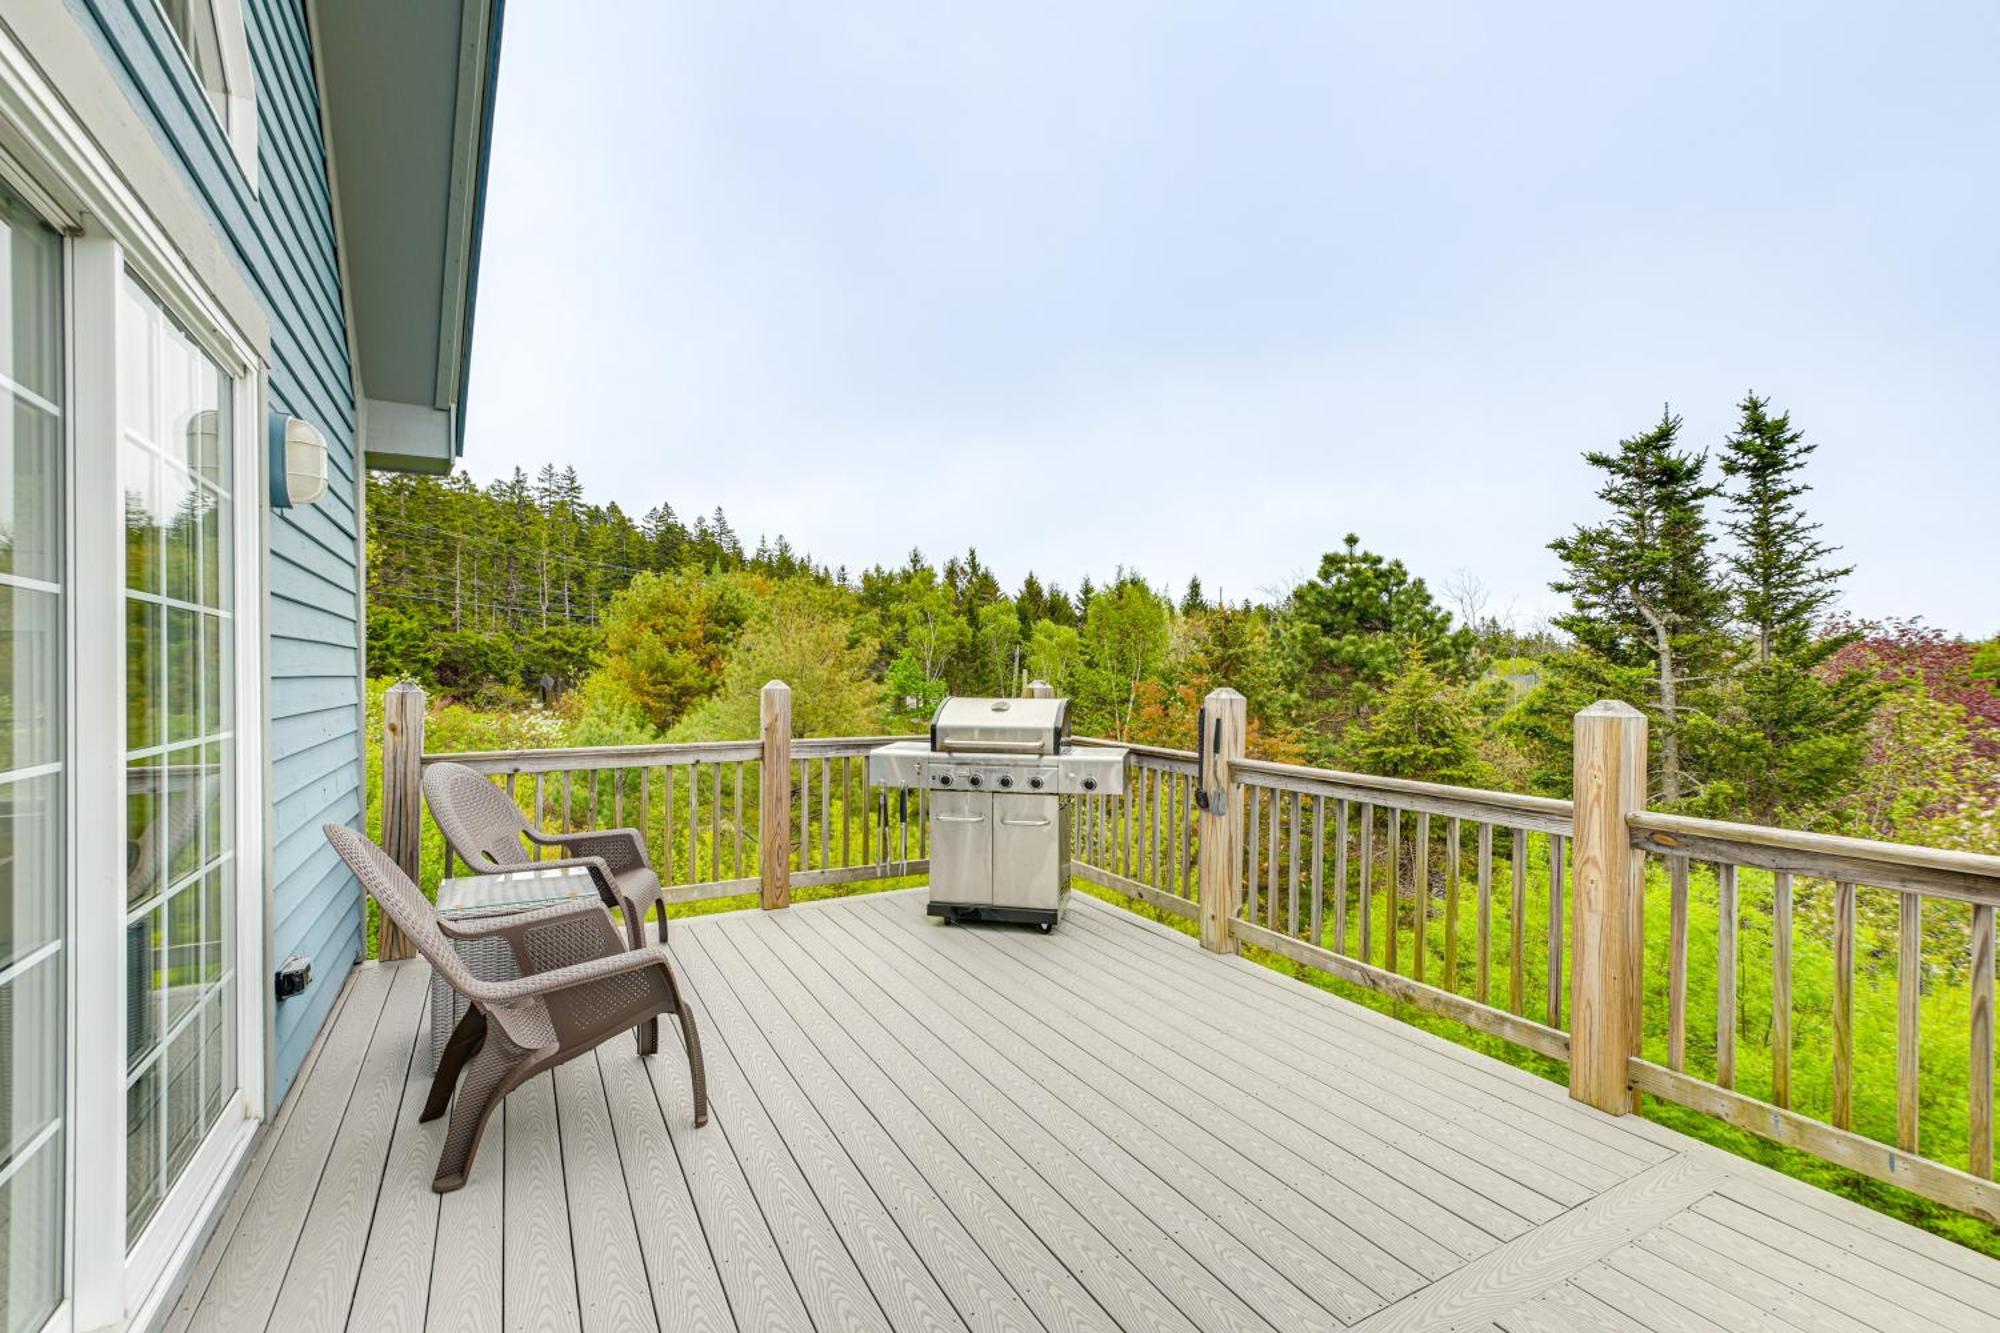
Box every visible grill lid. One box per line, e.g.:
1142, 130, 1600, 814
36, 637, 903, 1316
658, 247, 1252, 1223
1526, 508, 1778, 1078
930, 696, 1071, 755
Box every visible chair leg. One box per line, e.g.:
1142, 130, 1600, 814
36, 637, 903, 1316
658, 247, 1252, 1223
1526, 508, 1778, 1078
623, 891, 663, 1056
664, 972, 708, 1127
422, 1007, 487, 1123
432, 1034, 532, 1193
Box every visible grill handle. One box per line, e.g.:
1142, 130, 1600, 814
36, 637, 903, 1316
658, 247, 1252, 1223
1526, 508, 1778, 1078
938, 738, 1050, 754
999, 817, 1051, 828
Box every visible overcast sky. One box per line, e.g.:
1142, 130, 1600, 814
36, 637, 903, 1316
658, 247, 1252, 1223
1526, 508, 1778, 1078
463, 1, 1998, 635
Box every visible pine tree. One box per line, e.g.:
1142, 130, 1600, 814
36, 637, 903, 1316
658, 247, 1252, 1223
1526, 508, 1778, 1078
1549, 407, 1727, 802
1684, 395, 1875, 824
1180, 575, 1206, 615
1718, 394, 1851, 664
1346, 647, 1482, 784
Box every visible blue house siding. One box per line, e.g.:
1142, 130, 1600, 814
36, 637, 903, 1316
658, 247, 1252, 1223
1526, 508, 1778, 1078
67, 0, 365, 1099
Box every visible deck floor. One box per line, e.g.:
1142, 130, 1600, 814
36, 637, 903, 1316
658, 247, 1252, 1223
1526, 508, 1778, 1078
166, 889, 1999, 1332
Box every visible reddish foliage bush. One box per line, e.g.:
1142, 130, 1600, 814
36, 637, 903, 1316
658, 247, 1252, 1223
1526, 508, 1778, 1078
1824, 618, 2000, 760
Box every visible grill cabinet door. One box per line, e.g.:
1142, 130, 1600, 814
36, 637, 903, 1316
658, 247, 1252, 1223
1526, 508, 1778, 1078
929, 790, 993, 905
992, 793, 1061, 910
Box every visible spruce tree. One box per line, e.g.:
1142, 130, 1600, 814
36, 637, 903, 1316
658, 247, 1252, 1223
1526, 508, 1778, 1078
1718, 394, 1851, 663
1687, 394, 1874, 824
1549, 406, 1727, 802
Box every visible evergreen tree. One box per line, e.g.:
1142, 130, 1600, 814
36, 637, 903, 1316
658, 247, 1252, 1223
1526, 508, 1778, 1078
1718, 394, 1851, 664
1281, 534, 1471, 759
1685, 395, 1874, 824
1346, 647, 1483, 784
1549, 407, 1727, 802
1180, 575, 1206, 615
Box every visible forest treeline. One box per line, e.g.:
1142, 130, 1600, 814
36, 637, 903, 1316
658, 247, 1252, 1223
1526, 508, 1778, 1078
366, 395, 2000, 853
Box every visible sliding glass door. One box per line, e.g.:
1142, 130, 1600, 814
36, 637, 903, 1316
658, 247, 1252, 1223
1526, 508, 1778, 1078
117, 272, 236, 1244
0, 180, 66, 1333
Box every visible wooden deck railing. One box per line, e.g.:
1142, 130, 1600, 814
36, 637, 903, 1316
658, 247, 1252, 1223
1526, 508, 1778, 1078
376, 678, 2000, 1224
377, 682, 928, 941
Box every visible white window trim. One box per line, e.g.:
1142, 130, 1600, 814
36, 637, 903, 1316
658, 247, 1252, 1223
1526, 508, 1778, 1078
153, 0, 259, 191
0, 20, 270, 1333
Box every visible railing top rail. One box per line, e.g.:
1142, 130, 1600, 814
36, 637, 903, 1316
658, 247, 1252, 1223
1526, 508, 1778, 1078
793, 735, 920, 754
422, 739, 763, 772
1231, 755, 1575, 829
1629, 809, 2000, 904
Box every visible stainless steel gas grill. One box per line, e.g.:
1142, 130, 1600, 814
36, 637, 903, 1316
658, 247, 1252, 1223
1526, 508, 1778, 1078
868, 696, 1127, 930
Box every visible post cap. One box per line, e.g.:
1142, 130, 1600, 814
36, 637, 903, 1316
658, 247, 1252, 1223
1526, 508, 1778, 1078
1578, 699, 1645, 718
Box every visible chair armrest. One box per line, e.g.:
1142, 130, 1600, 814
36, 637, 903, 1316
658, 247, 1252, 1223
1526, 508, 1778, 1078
528, 826, 650, 876
469, 945, 674, 1004
438, 896, 608, 941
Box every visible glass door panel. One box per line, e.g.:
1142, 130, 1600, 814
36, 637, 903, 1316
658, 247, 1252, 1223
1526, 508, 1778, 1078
118, 272, 234, 1246
0, 179, 65, 1333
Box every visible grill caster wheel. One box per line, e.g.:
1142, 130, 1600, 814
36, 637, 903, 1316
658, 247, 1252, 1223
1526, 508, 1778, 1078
1038, 922, 1052, 934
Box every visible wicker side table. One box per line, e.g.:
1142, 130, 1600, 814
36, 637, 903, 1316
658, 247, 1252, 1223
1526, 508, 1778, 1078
426, 865, 602, 1072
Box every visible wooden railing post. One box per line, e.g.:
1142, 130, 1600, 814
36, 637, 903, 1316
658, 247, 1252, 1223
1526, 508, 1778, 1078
1197, 688, 1246, 954
1025, 679, 1054, 699
760, 681, 793, 910
1569, 700, 1648, 1114
378, 679, 425, 960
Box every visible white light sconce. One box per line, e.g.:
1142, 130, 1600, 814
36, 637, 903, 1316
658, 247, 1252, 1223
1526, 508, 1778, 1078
269, 410, 330, 508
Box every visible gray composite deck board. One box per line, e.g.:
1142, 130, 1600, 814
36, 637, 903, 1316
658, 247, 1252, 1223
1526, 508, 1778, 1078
168, 888, 2000, 1333
818, 899, 1421, 1315
786, 905, 1361, 1329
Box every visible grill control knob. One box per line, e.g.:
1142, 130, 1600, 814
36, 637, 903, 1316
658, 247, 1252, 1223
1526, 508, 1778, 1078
968, 774, 983, 788
937, 774, 953, 786
1081, 776, 1098, 792
1029, 776, 1045, 790
998, 775, 1013, 789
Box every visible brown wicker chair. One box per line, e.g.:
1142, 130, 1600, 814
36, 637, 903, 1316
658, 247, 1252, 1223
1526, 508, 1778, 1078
324, 823, 707, 1193
423, 759, 667, 950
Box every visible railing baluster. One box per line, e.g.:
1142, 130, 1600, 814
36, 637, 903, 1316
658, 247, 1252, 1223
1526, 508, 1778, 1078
1310, 796, 1325, 946
1288, 790, 1302, 937
1385, 808, 1399, 975
533, 773, 546, 841
842, 756, 853, 869
734, 761, 746, 878
1973, 903, 1995, 1179
820, 756, 831, 871
1266, 784, 1280, 929
1476, 821, 1492, 1003
1773, 870, 1792, 1108
668, 764, 684, 876
1153, 767, 1164, 890
688, 761, 699, 882
1333, 799, 1349, 956
639, 766, 651, 862
1510, 826, 1526, 1015
1548, 834, 1565, 1029
1834, 879, 1856, 1130
1899, 892, 1922, 1154
1445, 817, 1461, 994
1241, 787, 1255, 921
1668, 856, 1689, 1072
1413, 811, 1429, 984
1716, 862, 1737, 1088
797, 758, 809, 873
1359, 803, 1374, 963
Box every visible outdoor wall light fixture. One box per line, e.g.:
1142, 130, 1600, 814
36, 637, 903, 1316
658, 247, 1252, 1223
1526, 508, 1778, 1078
270, 410, 330, 508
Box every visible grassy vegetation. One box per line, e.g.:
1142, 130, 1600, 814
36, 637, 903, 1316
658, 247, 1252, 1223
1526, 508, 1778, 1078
1076, 872, 2000, 1258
